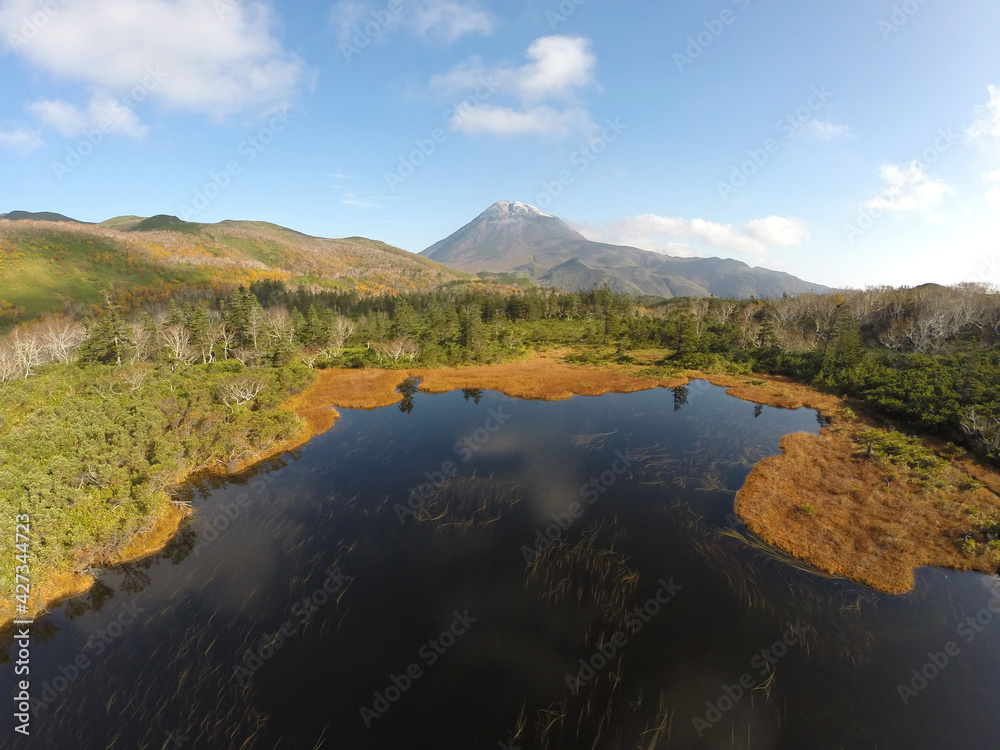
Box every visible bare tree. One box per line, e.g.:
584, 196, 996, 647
961, 407, 1000, 454
374, 337, 419, 364
0, 343, 19, 384
11, 330, 46, 378
320, 316, 355, 361
301, 347, 321, 368
735, 304, 761, 350
120, 364, 152, 394
160, 324, 195, 365
128, 321, 154, 364
246, 304, 265, 351
217, 375, 266, 412
216, 321, 236, 361
264, 307, 294, 344
42, 318, 85, 364
710, 300, 737, 324
689, 299, 710, 338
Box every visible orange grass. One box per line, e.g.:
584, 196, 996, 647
735, 428, 1000, 593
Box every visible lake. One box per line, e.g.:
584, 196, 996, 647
3, 381, 1000, 749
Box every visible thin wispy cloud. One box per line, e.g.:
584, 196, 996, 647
0, 127, 43, 153
573, 214, 811, 260
797, 119, 852, 143
331, 0, 496, 46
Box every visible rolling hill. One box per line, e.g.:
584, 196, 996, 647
0, 213, 470, 324
422, 201, 830, 299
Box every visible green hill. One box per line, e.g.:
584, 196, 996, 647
0, 210, 88, 223
0, 215, 471, 326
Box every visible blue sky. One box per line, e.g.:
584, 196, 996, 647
1, 0, 999, 289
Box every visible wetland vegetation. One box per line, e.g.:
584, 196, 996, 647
2, 280, 1000, 621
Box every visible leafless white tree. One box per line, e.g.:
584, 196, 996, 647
161, 324, 195, 365
320, 316, 355, 361
11, 329, 46, 378
374, 337, 419, 364
120, 364, 152, 394
216, 321, 236, 361
0, 343, 19, 384
264, 307, 294, 344
42, 318, 85, 364
217, 375, 266, 412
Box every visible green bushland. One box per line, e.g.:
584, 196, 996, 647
0, 361, 311, 605
852, 428, 948, 485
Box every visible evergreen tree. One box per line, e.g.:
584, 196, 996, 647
392, 299, 419, 340
164, 298, 185, 327
78, 295, 134, 366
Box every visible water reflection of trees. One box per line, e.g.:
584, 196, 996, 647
397, 377, 420, 414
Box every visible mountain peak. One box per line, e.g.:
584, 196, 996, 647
481, 201, 555, 222
422, 203, 830, 299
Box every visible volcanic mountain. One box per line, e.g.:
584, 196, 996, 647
421, 201, 829, 299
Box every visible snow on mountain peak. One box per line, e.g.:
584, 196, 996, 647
482, 201, 555, 222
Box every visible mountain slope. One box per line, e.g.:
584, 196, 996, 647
422, 201, 829, 299
0, 214, 469, 323
1, 210, 88, 224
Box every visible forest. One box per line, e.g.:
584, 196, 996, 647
2, 280, 999, 607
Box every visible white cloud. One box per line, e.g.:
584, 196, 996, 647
573, 214, 810, 260
968, 84, 1000, 151
744, 216, 811, 247
411, 0, 495, 42
0, 127, 43, 153
0, 0, 306, 121
450, 102, 592, 138
431, 35, 597, 138
29, 90, 147, 138
331, 0, 495, 45
865, 161, 952, 216
514, 36, 597, 102
798, 119, 851, 142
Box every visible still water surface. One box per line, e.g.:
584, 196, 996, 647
4, 382, 1000, 749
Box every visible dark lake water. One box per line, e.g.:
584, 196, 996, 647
4, 381, 1000, 749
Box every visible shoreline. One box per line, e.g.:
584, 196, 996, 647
6, 351, 1000, 626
